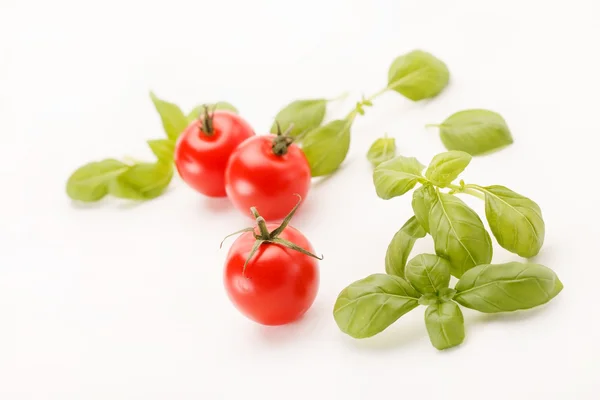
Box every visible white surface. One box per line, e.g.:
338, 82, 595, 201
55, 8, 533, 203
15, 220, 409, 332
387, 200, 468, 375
1, 0, 599, 398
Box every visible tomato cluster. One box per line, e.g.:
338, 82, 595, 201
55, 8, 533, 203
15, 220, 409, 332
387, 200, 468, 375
174, 108, 319, 325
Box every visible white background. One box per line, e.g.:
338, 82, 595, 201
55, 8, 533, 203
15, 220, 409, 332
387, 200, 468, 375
1, 0, 599, 398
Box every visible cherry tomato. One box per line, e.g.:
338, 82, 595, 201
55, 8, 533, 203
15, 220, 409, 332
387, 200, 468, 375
174, 109, 254, 197
223, 201, 320, 326
224, 131, 311, 221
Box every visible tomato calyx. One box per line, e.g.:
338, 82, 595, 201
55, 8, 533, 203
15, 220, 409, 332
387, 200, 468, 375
198, 105, 216, 136
220, 194, 323, 274
271, 121, 296, 156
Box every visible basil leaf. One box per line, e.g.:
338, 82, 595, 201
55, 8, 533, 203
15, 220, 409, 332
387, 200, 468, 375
387, 50, 450, 101
333, 273, 420, 338
454, 262, 562, 313
475, 185, 545, 258
187, 102, 238, 122
425, 301, 465, 350
66, 159, 130, 202
109, 162, 173, 200
367, 136, 396, 167
412, 184, 436, 233
270, 99, 327, 138
405, 254, 451, 295
429, 190, 493, 278
301, 119, 351, 177
150, 92, 189, 141
425, 151, 471, 187
385, 216, 426, 277
147, 139, 175, 164
373, 156, 425, 199
433, 109, 513, 156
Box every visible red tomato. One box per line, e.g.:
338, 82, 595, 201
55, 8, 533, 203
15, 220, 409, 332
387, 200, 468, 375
223, 202, 320, 326
224, 133, 311, 221
174, 110, 254, 197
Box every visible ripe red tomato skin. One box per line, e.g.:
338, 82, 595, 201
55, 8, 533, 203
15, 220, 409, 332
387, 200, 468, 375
174, 111, 254, 197
225, 135, 311, 221
224, 224, 320, 326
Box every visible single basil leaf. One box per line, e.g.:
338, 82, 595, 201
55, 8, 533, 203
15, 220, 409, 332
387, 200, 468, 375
405, 254, 451, 295
454, 262, 562, 313
387, 50, 450, 101
301, 119, 351, 177
66, 159, 130, 202
367, 136, 396, 167
333, 273, 420, 339
425, 301, 465, 350
475, 185, 545, 258
433, 109, 513, 156
373, 156, 425, 200
429, 190, 493, 278
412, 184, 436, 233
425, 151, 472, 187
269, 99, 326, 138
147, 139, 175, 164
187, 102, 238, 122
385, 216, 426, 277
150, 92, 189, 141
109, 162, 173, 200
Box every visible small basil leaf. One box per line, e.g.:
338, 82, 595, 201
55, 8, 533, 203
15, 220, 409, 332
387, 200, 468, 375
367, 136, 396, 167
454, 262, 562, 313
405, 254, 451, 295
425, 301, 465, 350
412, 184, 436, 233
150, 92, 189, 141
432, 109, 513, 156
109, 162, 173, 200
270, 99, 327, 138
425, 151, 472, 187
333, 273, 420, 339
387, 50, 450, 101
301, 119, 351, 177
373, 156, 425, 200
429, 190, 493, 278
147, 139, 175, 164
187, 102, 238, 122
66, 159, 130, 202
385, 216, 426, 277
418, 293, 438, 306
477, 185, 545, 258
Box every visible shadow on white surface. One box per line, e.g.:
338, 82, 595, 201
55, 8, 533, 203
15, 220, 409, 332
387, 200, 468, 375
201, 196, 233, 213
340, 320, 425, 352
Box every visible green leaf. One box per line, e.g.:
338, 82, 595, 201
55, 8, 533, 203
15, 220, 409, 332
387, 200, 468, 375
150, 92, 189, 141
333, 273, 420, 339
475, 185, 545, 258
301, 119, 351, 177
425, 301, 465, 350
367, 136, 396, 167
147, 139, 175, 164
387, 50, 450, 101
187, 101, 238, 122
454, 262, 563, 313
373, 156, 425, 200
429, 190, 493, 278
405, 254, 451, 295
109, 162, 173, 200
412, 184, 436, 233
432, 109, 513, 156
385, 216, 426, 277
425, 151, 472, 187
66, 159, 130, 202
269, 99, 327, 138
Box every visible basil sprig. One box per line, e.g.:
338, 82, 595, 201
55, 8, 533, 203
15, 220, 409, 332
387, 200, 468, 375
66, 92, 237, 203
334, 150, 561, 350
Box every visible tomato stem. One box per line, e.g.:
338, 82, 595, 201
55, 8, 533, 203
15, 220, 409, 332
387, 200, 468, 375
199, 104, 215, 135
220, 195, 323, 275
271, 121, 295, 156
